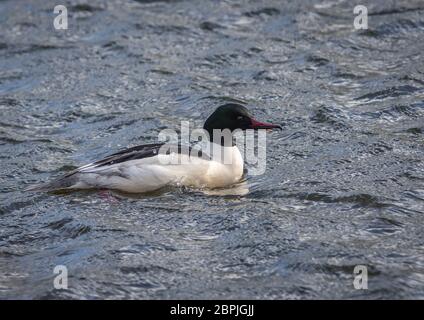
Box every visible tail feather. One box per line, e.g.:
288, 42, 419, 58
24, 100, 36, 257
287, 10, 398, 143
25, 174, 79, 192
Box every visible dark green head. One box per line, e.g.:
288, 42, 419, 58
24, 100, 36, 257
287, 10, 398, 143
203, 103, 281, 138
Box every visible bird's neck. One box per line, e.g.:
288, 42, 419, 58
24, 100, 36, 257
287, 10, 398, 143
209, 141, 242, 164
206, 130, 236, 146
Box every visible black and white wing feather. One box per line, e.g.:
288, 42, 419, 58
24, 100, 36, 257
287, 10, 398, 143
26, 142, 209, 191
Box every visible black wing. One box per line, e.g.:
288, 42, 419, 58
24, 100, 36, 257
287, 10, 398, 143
65, 142, 210, 177
94, 143, 165, 167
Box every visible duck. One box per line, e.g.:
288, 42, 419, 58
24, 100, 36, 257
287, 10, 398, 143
27, 103, 281, 193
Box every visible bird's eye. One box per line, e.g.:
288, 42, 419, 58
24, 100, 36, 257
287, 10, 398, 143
237, 115, 244, 121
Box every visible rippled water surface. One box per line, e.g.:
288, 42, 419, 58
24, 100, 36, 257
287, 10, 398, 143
1, 0, 424, 299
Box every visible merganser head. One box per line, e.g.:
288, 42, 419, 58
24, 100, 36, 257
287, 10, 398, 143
203, 103, 282, 136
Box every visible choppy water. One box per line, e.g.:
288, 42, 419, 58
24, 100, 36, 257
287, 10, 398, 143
1, 0, 424, 299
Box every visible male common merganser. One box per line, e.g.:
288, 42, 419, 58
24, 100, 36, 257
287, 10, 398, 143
27, 103, 281, 193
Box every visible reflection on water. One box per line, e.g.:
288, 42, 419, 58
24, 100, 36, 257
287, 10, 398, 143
201, 180, 250, 197
0, 0, 424, 299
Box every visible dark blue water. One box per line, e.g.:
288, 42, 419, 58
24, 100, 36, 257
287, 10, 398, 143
0, 0, 423, 299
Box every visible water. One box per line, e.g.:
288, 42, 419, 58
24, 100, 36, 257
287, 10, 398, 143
1, 0, 424, 299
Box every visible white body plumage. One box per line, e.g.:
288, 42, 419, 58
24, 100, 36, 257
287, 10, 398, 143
66, 145, 244, 193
